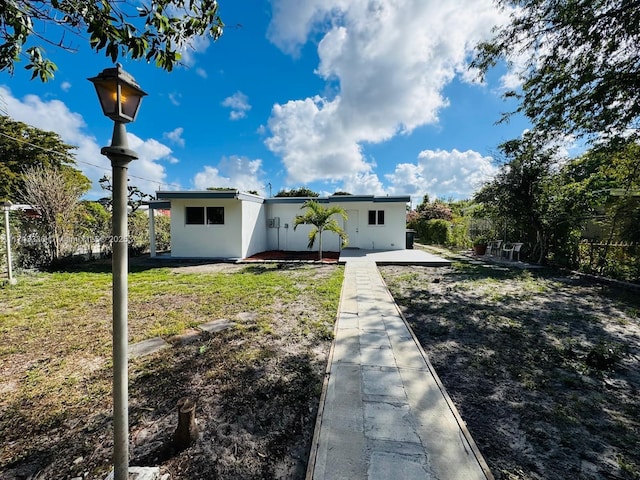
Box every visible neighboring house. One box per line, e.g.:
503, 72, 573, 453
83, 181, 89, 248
151, 190, 410, 259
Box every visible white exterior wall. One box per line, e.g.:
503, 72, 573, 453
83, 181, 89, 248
169, 198, 243, 258
241, 200, 268, 257
336, 201, 406, 250
265, 200, 407, 252
266, 203, 343, 252
162, 192, 409, 258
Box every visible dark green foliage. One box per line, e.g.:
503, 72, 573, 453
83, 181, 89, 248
275, 187, 320, 197
407, 215, 451, 245
475, 132, 559, 263
0, 117, 77, 201
473, 0, 640, 144
128, 210, 149, 256
154, 214, 171, 252
425, 219, 450, 245
0, 1, 224, 80
293, 200, 347, 259
74, 201, 111, 257
408, 197, 454, 245
474, 135, 640, 280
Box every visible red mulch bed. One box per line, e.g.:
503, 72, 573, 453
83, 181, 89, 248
244, 250, 340, 263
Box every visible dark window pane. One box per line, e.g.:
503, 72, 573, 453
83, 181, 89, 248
186, 207, 204, 224
368, 210, 376, 225
377, 210, 385, 225
207, 206, 224, 225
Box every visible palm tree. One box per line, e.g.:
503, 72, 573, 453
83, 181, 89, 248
293, 200, 348, 260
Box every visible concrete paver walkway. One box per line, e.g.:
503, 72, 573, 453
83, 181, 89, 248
307, 259, 493, 480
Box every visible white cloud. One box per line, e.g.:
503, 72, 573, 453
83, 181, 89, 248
339, 172, 386, 196
385, 148, 497, 202
168, 92, 182, 106
1, 85, 174, 198
60, 81, 72, 92
193, 156, 265, 193
164, 127, 185, 147
267, 1, 346, 56
126, 135, 174, 194
265, 0, 508, 185
266, 96, 371, 183
221, 91, 251, 120
195, 67, 208, 79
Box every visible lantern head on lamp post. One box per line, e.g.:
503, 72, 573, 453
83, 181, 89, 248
89, 64, 147, 480
89, 64, 147, 163
88, 63, 146, 123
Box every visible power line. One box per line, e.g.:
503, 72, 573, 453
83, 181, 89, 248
0, 130, 183, 190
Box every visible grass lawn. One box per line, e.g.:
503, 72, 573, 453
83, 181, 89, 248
0, 260, 344, 479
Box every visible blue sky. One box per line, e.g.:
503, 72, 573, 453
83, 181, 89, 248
0, 0, 534, 205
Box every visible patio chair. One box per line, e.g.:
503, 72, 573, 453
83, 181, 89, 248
487, 240, 502, 256
512, 242, 524, 261
503, 242, 524, 261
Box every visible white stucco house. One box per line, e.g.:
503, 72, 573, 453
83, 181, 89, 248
150, 190, 410, 259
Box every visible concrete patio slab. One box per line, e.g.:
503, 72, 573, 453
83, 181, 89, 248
339, 249, 451, 266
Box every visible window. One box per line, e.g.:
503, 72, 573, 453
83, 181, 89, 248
368, 209, 385, 225
185, 206, 225, 225
186, 206, 205, 224
206, 206, 224, 225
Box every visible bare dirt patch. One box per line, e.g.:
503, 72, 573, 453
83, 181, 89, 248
380, 260, 640, 480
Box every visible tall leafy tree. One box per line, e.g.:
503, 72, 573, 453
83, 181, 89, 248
564, 143, 640, 268
1, 0, 224, 81
474, 133, 560, 263
293, 200, 347, 260
473, 0, 640, 142
0, 117, 76, 200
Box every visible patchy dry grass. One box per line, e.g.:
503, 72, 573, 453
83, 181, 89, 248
381, 256, 640, 480
0, 260, 343, 479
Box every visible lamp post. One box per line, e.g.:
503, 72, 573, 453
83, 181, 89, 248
2, 201, 15, 285
89, 64, 147, 480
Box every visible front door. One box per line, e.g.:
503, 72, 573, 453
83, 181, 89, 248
345, 210, 359, 249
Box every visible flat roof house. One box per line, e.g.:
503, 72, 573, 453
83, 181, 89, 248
152, 190, 410, 260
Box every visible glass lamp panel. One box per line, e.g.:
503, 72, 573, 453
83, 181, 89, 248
119, 83, 144, 121
93, 81, 118, 119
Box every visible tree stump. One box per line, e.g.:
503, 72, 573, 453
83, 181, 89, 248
173, 397, 198, 450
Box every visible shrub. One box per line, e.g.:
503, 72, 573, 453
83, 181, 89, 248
425, 219, 450, 245
448, 220, 468, 247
